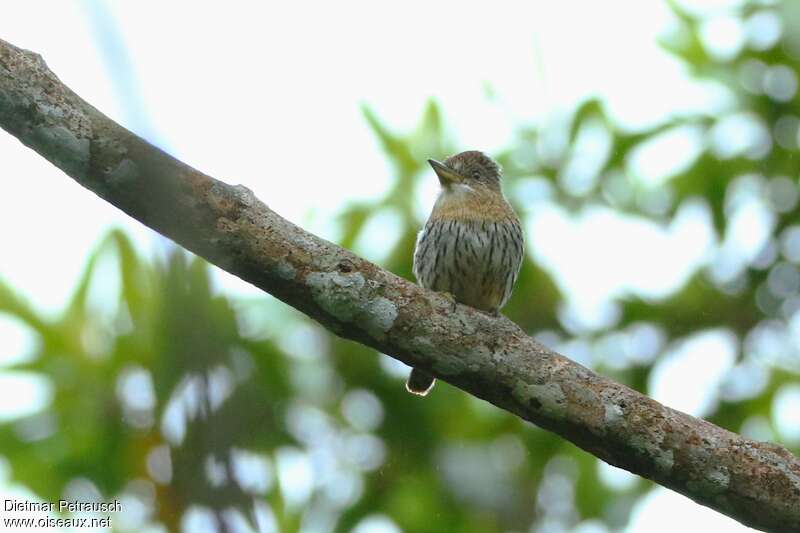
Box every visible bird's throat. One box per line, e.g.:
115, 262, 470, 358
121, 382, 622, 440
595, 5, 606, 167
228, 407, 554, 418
432, 185, 514, 222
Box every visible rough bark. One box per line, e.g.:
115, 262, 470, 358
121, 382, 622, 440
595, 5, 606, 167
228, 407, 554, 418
0, 38, 798, 532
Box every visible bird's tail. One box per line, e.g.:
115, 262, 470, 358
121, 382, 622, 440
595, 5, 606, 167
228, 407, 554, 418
406, 368, 435, 396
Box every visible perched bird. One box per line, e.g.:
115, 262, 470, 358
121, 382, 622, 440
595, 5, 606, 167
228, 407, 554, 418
407, 150, 524, 395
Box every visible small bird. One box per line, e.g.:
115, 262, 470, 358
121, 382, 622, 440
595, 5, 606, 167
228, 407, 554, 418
407, 151, 524, 395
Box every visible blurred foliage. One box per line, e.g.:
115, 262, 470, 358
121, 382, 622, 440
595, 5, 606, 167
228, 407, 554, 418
1, 1, 800, 532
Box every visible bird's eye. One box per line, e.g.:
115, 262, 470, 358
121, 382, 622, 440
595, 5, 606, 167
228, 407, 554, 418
472, 170, 481, 179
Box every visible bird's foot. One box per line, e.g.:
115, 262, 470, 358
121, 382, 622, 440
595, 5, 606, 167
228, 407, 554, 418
439, 291, 458, 313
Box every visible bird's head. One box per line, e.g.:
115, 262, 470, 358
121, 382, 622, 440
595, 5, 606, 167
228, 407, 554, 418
428, 151, 502, 191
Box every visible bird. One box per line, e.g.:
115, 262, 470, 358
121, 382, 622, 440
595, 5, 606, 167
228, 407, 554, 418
407, 150, 524, 396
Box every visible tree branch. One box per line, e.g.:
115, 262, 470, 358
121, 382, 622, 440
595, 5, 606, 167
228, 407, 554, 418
0, 38, 798, 532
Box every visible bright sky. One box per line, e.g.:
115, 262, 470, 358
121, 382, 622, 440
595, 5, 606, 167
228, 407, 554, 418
0, 0, 769, 531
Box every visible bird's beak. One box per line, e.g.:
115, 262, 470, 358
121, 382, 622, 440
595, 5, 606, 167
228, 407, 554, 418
428, 159, 463, 186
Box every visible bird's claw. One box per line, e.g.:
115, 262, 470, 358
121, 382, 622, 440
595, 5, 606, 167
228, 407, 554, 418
439, 291, 458, 313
